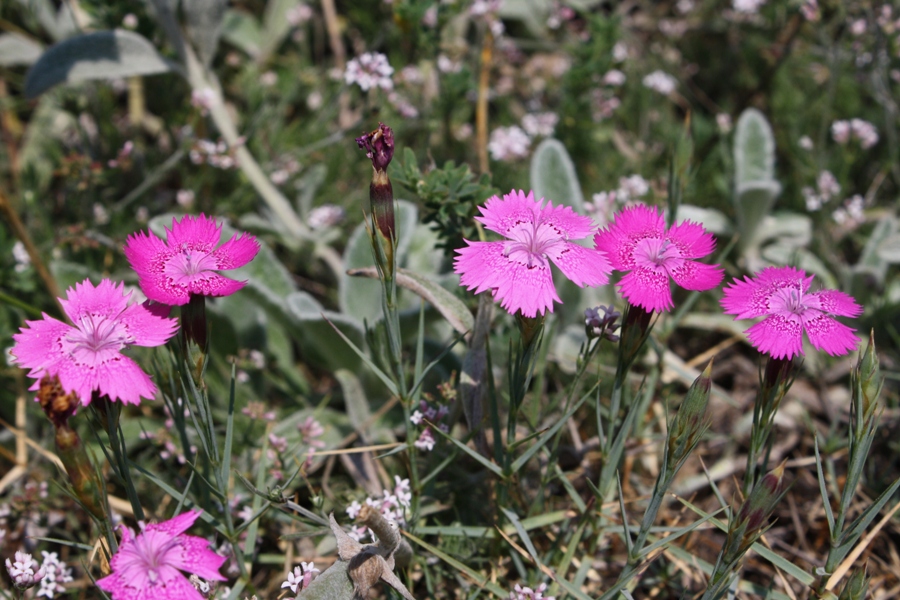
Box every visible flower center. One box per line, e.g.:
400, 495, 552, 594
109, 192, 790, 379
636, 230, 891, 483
64, 314, 132, 365
635, 237, 678, 267
165, 248, 220, 284
772, 286, 807, 315
502, 219, 564, 269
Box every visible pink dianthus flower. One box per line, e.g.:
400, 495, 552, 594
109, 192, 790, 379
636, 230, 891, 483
97, 510, 226, 600
594, 204, 723, 312
11, 279, 177, 406
720, 266, 862, 360
454, 190, 612, 318
124, 214, 260, 306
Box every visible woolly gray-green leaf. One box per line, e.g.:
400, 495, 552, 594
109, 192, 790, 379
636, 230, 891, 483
25, 30, 173, 98
734, 108, 776, 187
530, 138, 585, 213
0, 33, 43, 66
183, 0, 228, 67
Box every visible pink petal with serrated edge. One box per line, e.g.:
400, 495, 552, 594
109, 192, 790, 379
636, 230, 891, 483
668, 260, 723, 292
118, 302, 179, 347
618, 267, 672, 312
539, 201, 596, 240
805, 289, 863, 318
474, 190, 539, 237
54, 353, 156, 405
803, 313, 859, 356
455, 241, 559, 317
745, 314, 804, 360
11, 315, 70, 376
594, 205, 665, 271
548, 243, 611, 287
666, 220, 717, 258
167, 214, 222, 250
210, 233, 260, 269
147, 510, 201, 536
123, 230, 170, 274
721, 267, 809, 320
172, 536, 228, 581
61, 279, 130, 322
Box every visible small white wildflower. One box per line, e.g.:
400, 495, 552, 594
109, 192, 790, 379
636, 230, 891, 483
602, 69, 626, 86
521, 112, 558, 137
642, 70, 677, 95
732, 0, 765, 13
488, 126, 531, 161
831, 120, 851, 144
345, 52, 394, 91
850, 118, 878, 149
414, 428, 436, 451
798, 135, 813, 150
176, 189, 196, 208
122, 13, 138, 29
716, 113, 732, 133
12, 240, 30, 272
308, 204, 345, 230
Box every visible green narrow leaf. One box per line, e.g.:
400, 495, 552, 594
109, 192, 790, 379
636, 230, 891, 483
814, 434, 836, 537
500, 508, 544, 569
510, 393, 589, 473
323, 315, 398, 396
530, 138, 584, 212
428, 424, 504, 477
403, 531, 509, 597
25, 30, 174, 98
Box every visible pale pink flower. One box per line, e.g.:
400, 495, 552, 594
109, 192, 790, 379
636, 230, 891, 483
733, 0, 765, 13
344, 52, 394, 91
509, 582, 555, 600
602, 69, 626, 86
642, 70, 677, 95
281, 562, 319, 593
6, 551, 45, 590
521, 113, 558, 137
488, 126, 532, 161
124, 214, 260, 306
97, 511, 226, 600
850, 118, 879, 149
11, 279, 177, 406
414, 428, 436, 451
455, 190, 612, 317
831, 120, 851, 144
594, 204, 723, 313
721, 266, 862, 359
37, 551, 73, 598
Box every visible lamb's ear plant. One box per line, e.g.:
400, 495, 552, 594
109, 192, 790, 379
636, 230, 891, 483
732, 107, 781, 261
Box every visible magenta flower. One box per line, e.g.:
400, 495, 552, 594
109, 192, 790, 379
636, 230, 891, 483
97, 510, 226, 600
124, 214, 260, 306
11, 279, 178, 406
721, 266, 862, 360
454, 189, 612, 318
594, 204, 723, 312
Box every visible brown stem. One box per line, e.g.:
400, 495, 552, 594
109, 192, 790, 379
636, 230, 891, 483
476, 30, 493, 175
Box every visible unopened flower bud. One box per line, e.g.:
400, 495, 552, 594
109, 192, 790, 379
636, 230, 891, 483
736, 461, 787, 542
838, 567, 869, 600
854, 330, 882, 418
5, 551, 45, 590
357, 123, 396, 279
584, 305, 621, 342
667, 361, 712, 469
617, 303, 654, 369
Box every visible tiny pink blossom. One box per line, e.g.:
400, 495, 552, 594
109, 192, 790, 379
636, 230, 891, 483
97, 510, 226, 600
11, 279, 177, 406
594, 204, 723, 312
455, 190, 612, 318
124, 214, 260, 306
720, 266, 862, 360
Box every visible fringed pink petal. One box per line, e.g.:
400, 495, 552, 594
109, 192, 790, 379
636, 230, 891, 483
209, 232, 260, 269
594, 204, 665, 271
805, 289, 863, 318
720, 266, 808, 320
454, 241, 508, 295
492, 258, 559, 318
618, 266, 673, 313
745, 315, 804, 360
166, 214, 222, 251
168, 535, 228, 582
11, 315, 70, 375
148, 510, 202, 536
474, 190, 540, 237
124, 230, 171, 275
548, 243, 611, 287
803, 313, 859, 357
60, 279, 130, 323
666, 219, 717, 259
55, 354, 157, 406
539, 201, 596, 240
668, 260, 723, 292
117, 301, 179, 348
